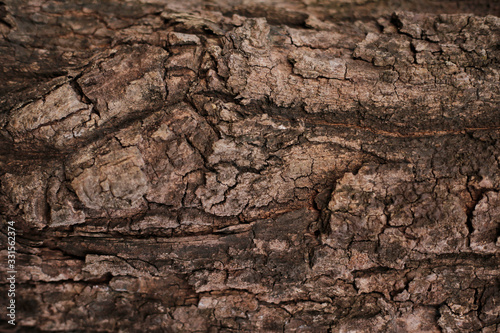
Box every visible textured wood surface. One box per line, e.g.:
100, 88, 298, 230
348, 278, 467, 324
0, 0, 499, 331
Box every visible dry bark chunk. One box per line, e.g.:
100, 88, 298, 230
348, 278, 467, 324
70, 146, 148, 210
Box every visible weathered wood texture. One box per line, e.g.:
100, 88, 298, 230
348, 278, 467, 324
1, 0, 499, 331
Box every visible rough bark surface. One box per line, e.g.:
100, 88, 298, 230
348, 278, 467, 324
1, 0, 500, 332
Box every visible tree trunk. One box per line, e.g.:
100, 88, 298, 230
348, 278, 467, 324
1, 0, 499, 332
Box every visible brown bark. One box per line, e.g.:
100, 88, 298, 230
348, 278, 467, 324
1, 0, 499, 332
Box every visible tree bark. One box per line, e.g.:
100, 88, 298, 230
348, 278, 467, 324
1, 0, 499, 332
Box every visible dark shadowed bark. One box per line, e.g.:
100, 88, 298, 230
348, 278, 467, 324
1, 0, 499, 332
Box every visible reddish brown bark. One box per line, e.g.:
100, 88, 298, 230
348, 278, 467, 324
1, 0, 499, 332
